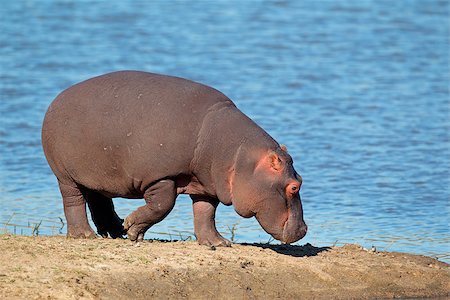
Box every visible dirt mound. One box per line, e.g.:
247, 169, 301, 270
0, 235, 448, 299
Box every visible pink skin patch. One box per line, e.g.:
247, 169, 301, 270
254, 151, 285, 174
286, 181, 301, 198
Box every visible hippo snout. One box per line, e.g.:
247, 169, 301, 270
253, 195, 307, 244
282, 219, 307, 244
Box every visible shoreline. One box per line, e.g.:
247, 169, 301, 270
0, 235, 448, 299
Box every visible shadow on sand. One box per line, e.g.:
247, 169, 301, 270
240, 242, 331, 258
137, 238, 330, 258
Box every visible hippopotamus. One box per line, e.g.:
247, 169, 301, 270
42, 71, 307, 246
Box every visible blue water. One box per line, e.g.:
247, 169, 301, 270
0, 1, 448, 260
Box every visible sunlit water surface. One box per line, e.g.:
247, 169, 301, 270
0, 1, 448, 261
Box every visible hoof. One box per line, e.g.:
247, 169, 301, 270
197, 236, 232, 247
124, 215, 149, 242
97, 223, 125, 239
67, 226, 97, 239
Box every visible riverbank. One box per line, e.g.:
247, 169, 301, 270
0, 235, 448, 299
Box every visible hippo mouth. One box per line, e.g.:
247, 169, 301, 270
281, 194, 307, 244
254, 210, 307, 244
281, 216, 307, 244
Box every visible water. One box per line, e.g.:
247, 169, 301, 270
0, 1, 448, 260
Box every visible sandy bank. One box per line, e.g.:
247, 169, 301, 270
0, 235, 448, 299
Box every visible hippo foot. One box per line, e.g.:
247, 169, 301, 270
197, 235, 232, 247
67, 225, 97, 239
123, 213, 150, 242
97, 220, 126, 239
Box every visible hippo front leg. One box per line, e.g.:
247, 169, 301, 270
191, 195, 231, 247
124, 180, 176, 242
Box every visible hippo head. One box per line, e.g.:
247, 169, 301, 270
231, 145, 307, 244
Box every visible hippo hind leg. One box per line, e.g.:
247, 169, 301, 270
83, 189, 125, 239
191, 195, 231, 247
58, 180, 96, 238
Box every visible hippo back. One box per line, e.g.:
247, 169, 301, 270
42, 71, 233, 196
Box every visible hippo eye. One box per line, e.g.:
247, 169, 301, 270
286, 182, 300, 197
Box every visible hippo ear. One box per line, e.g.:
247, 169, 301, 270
280, 144, 288, 152
269, 152, 282, 171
